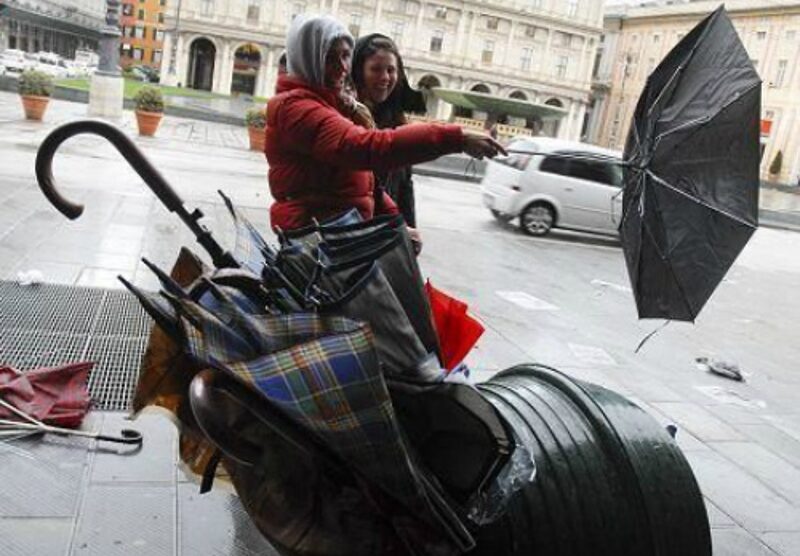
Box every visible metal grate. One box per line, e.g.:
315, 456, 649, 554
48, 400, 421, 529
0, 281, 153, 411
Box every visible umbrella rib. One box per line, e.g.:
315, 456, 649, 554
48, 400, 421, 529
639, 203, 698, 321
645, 170, 756, 229
645, 8, 721, 121
652, 81, 761, 150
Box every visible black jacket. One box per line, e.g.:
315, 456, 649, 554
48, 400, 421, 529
377, 166, 416, 227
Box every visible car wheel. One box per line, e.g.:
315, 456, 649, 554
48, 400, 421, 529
490, 209, 514, 223
520, 203, 555, 236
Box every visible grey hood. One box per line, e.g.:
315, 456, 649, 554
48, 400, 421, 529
286, 14, 353, 89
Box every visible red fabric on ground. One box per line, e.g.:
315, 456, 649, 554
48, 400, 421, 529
424, 281, 485, 372
0, 362, 93, 428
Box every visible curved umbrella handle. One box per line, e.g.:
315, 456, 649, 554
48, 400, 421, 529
35, 120, 237, 268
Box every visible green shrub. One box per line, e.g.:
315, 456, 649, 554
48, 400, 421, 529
134, 85, 165, 113
18, 70, 54, 97
245, 106, 267, 129
769, 150, 783, 176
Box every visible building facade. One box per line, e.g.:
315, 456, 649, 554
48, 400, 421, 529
591, 0, 800, 184
120, 0, 166, 68
159, 0, 604, 140
0, 0, 105, 58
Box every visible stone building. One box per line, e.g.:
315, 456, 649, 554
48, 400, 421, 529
159, 0, 604, 140
120, 0, 166, 68
589, 0, 800, 184
0, 0, 105, 58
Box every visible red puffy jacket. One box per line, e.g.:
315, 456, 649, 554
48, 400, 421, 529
265, 75, 465, 230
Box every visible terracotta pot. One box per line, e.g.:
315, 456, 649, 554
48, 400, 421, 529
136, 110, 163, 136
247, 125, 266, 152
21, 95, 49, 121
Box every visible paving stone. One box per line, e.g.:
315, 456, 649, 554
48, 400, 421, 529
91, 413, 176, 483
710, 441, 800, 506
737, 423, 800, 469
712, 527, 779, 556
687, 450, 800, 532
760, 532, 800, 556
72, 485, 174, 556
0, 517, 73, 556
652, 402, 746, 442
0, 435, 90, 517
705, 498, 736, 528
178, 483, 279, 555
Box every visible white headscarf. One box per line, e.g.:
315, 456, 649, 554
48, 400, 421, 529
286, 14, 354, 89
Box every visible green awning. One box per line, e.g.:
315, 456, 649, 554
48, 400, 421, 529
431, 88, 567, 120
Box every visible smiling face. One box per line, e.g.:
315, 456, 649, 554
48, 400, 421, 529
324, 38, 352, 90
359, 49, 398, 106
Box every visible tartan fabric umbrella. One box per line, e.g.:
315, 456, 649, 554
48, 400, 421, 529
123, 270, 472, 554
620, 6, 760, 321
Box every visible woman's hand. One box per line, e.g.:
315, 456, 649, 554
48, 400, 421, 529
462, 129, 508, 160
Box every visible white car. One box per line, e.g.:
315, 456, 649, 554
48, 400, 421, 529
481, 137, 624, 237
0, 49, 29, 77
34, 52, 68, 79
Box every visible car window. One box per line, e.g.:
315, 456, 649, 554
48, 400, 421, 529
539, 155, 571, 176
540, 155, 622, 187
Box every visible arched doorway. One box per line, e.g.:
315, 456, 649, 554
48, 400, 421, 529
187, 38, 216, 91
417, 74, 442, 118
543, 98, 565, 137
468, 84, 492, 122
232, 44, 261, 96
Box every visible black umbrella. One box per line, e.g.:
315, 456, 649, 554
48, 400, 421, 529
620, 6, 761, 321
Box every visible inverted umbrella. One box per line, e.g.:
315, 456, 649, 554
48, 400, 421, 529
620, 6, 760, 321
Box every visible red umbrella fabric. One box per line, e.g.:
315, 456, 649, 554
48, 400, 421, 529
424, 281, 485, 372
0, 362, 93, 428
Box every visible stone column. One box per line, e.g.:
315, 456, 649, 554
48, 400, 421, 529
557, 100, 575, 139
503, 20, 515, 68
374, 0, 383, 26
453, 9, 465, 58
573, 102, 587, 140
413, 2, 426, 49
174, 33, 187, 87
216, 41, 233, 95
88, 0, 124, 119
161, 32, 177, 86
256, 48, 274, 98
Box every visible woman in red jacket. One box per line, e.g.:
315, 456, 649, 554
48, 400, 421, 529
264, 14, 504, 231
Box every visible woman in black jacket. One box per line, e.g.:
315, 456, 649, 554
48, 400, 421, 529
351, 34, 428, 232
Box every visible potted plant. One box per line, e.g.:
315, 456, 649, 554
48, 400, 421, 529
18, 70, 54, 121
245, 106, 267, 152
133, 85, 165, 136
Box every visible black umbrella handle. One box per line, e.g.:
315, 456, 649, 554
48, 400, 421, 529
35, 120, 237, 269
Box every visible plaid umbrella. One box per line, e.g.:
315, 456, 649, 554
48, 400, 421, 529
164, 292, 471, 554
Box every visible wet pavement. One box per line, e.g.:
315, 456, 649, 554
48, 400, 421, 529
2, 92, 800, 555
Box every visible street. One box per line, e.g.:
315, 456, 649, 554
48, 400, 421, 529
2, 94, 800, 554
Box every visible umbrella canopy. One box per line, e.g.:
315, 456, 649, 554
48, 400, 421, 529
0, 362, 92, 428
620, 6, 761, 321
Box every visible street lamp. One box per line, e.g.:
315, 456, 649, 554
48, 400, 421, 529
96, 0, 122, 76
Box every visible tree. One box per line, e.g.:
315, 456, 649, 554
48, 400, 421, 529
769, 150, 783, 176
